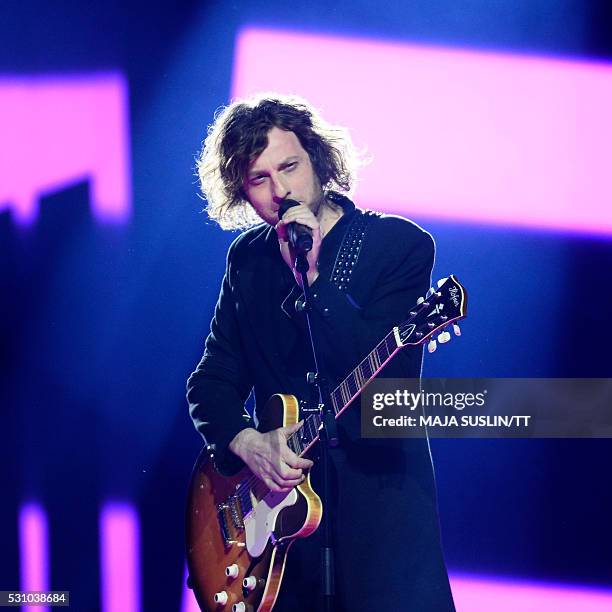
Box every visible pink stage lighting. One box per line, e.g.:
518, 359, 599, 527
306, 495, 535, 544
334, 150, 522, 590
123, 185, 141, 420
0, 73, 131, 225
100, 503, 141, 612
232, 28, 612, 237
19, 503, 50, 612
450, 573, 612, 611
181, 565, 200, 612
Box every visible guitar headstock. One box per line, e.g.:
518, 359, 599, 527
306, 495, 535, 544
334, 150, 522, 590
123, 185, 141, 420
397, 275, 467, 352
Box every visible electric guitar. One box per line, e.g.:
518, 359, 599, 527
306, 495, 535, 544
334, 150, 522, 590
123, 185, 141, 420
185, 275, 467, 612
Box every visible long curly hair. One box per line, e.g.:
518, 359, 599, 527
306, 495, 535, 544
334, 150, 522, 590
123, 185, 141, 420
196, 93, 364, 230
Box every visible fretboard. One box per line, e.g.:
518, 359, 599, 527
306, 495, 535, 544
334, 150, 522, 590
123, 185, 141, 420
286, 327, 402, 457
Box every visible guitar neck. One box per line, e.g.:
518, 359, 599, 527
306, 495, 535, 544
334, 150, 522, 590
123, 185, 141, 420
284, 274, 468, 458
286, 328, 402, 457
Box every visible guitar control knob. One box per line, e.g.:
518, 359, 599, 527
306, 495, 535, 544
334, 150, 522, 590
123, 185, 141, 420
242, 576, 257, 591
213, 591, 228, 605
225, 564, 239, 578
428, 339, 437, 353
232, 603, 246, 612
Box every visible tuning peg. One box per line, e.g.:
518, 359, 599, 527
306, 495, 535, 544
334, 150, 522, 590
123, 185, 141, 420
417, 297, 425, 305
426, 286, 435, 298
437, 277, 448, 288
438, 331, 451, 344
428, 338, 437, 353
453, 323, 461, 336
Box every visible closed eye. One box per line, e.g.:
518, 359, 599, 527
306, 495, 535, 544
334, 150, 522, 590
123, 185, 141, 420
249, 174, 267, 185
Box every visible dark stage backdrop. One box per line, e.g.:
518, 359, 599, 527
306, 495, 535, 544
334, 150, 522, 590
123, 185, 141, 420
1, 1, 611, 610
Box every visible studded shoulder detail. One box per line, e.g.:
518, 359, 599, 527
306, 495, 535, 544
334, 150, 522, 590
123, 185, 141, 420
329, 210, 377, 291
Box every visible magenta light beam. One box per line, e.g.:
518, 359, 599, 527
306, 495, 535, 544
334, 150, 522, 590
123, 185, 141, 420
232, 28, 612, 237
100, 503, 141, 612
181, 564, 200, 612
19, 503, 50, 612
450, 572, 612, 611
0, 73, 131, 225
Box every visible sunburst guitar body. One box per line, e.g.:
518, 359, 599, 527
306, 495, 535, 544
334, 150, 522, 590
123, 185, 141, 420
186, 394, 322, 612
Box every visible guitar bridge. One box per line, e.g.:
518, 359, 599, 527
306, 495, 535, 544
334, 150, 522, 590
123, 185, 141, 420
228, 495, 245, 530
217, 494, 246, 548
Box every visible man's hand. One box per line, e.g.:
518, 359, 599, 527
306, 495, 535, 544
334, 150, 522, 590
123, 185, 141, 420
276, 203, 322, 287
228, 422, 314, 493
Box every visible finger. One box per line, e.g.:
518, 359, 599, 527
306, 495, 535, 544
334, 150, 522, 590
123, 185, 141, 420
275, 221, 289, 241
279, 210, 319, 230
281, 442, 315, 469
285, 216, 320, 231
268, 472, 303, 492
277, 463, 303, 480
270, 452, 303, 480
264, 477, 287, 493
284, 452, 314, 470
282, 420, 305, 436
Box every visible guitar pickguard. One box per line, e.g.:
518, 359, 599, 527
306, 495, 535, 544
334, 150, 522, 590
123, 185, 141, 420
244, 489, 298, 557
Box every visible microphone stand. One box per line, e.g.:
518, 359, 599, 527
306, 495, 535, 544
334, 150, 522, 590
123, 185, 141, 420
294, 249, 338, 612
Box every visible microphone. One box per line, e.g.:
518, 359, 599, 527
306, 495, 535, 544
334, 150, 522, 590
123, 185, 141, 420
278, 199, 313, 253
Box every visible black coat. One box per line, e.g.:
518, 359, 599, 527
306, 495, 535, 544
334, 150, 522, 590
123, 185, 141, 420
187, 197, 455, 611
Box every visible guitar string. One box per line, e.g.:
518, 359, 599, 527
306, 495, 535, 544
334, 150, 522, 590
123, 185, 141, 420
233, 334, 394, 502
231, 289, 463, 506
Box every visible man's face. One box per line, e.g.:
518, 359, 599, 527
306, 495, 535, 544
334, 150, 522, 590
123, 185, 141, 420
243, 126, 324, 225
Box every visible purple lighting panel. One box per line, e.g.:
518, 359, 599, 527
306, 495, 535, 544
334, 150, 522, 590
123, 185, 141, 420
450, 573, 612, 611
100, 503, 141, 612
0, 73, 131, 225
19, 503, 50, 612
232, 28, 612, 236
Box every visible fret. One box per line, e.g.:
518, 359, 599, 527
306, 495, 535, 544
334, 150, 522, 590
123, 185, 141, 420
306, 416, 316, 441
345, 376, 357, 401
377, 338, 389, 361
296, 433, 304, 454
385, 332, 395, 354
354, 365, 364, 388
331, 391, 340, 414
288, 434, 298, 455
339, 382, 348, 405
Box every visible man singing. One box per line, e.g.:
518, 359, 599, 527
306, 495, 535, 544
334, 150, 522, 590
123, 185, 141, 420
187, 94, 455, 611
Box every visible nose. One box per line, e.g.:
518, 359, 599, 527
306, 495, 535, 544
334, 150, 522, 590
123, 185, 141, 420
271, 174, 290, 203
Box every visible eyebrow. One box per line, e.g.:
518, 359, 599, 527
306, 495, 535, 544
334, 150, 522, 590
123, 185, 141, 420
247, 155, 300, 178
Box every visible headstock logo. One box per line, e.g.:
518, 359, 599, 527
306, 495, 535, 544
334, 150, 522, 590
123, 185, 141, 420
401, 324, 416, 343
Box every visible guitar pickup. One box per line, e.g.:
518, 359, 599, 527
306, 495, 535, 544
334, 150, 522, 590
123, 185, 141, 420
217, 503, 232, 547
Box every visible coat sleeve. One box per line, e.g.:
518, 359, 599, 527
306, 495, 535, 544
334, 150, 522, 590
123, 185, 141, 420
186, 238, 253, 470
307, 217, 435, 379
